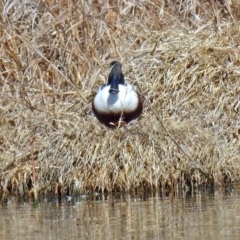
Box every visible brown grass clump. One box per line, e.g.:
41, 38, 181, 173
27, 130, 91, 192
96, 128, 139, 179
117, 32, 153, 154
1, 0, 240, 196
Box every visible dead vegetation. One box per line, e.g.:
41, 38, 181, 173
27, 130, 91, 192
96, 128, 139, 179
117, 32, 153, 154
0, 0, 240, 196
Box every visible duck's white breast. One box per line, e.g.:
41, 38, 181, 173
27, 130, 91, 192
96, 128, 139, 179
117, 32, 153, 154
94, 83, 139, 114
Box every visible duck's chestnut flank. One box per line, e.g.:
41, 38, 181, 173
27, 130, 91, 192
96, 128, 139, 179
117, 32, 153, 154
92, 62, 143, 127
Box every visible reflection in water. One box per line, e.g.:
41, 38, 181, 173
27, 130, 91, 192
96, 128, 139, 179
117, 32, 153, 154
1, 189, 240, 240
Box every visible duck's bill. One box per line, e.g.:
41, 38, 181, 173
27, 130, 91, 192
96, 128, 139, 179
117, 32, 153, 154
109, 76, 119, 94
109, 87, 119, 94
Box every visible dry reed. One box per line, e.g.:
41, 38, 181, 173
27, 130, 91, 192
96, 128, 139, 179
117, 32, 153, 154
1, 0, 240, 196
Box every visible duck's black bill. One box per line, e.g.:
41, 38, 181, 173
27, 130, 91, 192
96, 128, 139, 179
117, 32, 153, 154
109, 88, 119, 94
109, 76, 119, 94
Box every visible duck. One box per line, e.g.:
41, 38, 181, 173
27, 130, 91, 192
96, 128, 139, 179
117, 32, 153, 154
92, 61, 143, 127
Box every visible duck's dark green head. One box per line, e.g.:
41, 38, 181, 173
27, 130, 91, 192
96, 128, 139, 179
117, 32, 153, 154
108, 61, 125, 94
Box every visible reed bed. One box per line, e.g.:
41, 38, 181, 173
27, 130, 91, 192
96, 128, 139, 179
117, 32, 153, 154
1, 0, 240, 196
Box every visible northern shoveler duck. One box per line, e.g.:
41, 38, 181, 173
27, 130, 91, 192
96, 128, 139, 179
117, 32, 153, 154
92, 61, 143, 127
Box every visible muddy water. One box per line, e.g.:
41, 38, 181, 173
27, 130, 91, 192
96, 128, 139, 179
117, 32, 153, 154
1, 189, 240, 240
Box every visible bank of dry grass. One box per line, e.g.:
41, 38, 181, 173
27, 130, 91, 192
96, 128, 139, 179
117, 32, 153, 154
1, 0, 240, 196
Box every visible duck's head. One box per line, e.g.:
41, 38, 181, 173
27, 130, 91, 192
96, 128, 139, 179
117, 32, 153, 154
108, 61, 125, 94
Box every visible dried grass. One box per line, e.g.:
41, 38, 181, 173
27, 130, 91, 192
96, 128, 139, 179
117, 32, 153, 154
1, 0, 240, 195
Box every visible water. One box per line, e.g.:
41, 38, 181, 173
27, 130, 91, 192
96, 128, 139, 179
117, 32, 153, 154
1, 189, 240, 240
